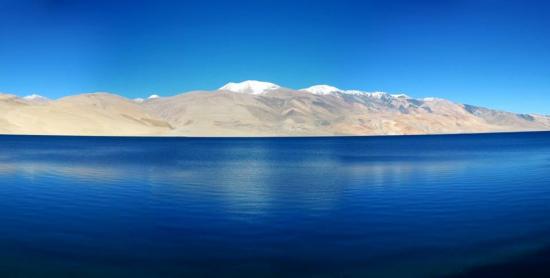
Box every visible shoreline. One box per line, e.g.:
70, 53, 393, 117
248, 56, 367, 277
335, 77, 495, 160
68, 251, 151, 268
0, 130, 548, 139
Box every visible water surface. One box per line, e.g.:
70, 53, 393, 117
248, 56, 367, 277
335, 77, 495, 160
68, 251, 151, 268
1, 132, 550, 277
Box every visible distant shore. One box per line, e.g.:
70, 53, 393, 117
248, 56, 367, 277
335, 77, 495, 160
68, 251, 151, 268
2, 88, 549, 137
0, 130, 549, 139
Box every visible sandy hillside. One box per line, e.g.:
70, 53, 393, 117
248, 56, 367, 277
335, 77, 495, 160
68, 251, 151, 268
0, 93, 172, 136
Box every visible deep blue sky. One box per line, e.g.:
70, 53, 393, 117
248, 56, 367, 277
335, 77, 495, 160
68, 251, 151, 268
1, 0, 549, 114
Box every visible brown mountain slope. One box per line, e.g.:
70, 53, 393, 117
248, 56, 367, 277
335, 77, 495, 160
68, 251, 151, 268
142, 88, 550, 136
1, 81, 549, 136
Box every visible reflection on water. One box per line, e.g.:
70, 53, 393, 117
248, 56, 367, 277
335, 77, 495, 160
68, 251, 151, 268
0, 133, 550, 277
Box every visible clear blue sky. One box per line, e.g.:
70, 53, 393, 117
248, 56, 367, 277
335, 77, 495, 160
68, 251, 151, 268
1, 0, 549, 114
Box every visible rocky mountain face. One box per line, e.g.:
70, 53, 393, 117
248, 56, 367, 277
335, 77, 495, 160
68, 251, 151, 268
1, 81, 549, 136
141, 81, 550, 136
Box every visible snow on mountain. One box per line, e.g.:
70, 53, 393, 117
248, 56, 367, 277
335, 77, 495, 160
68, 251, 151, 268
2, 81, 549, 136
300, 85, 342, 95
217, 81, 415, 101
219, 80, 281, 94
300, 85, 407, 100
423, 97, 447, 102
133, 98, 145, 103
363, 92, 389, 98
343, 90, 366, 95
328, 90, 389, 98
22, 94, 49, 103
391, 94, 410, 99
23, 94, 48, 101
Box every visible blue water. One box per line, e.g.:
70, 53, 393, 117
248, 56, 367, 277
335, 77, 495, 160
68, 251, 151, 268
1, 132, 550, 277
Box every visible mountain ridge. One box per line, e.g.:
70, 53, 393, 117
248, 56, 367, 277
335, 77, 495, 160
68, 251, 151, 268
1, 81, 549, 136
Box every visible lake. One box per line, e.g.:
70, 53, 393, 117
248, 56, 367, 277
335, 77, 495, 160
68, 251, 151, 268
0, 132, 550, 277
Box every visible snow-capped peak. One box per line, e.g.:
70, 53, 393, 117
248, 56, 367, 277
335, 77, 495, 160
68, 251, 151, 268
391, 93, 410, 99
299, 85, 404, 99
219, 80, 281, 94
133, 98, 145, 103
300, 85, 342, 95
216, 80, 415, 99
343, 90, 366, 95
423, 97, 445, 102
23, 94, 48, 101
148, 94, 160, 99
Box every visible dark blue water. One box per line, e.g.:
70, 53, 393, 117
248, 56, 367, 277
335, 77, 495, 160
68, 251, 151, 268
1, 132, 550, 277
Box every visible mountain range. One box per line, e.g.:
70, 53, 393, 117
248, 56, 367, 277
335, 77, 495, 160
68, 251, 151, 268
1, 80, 549, 136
